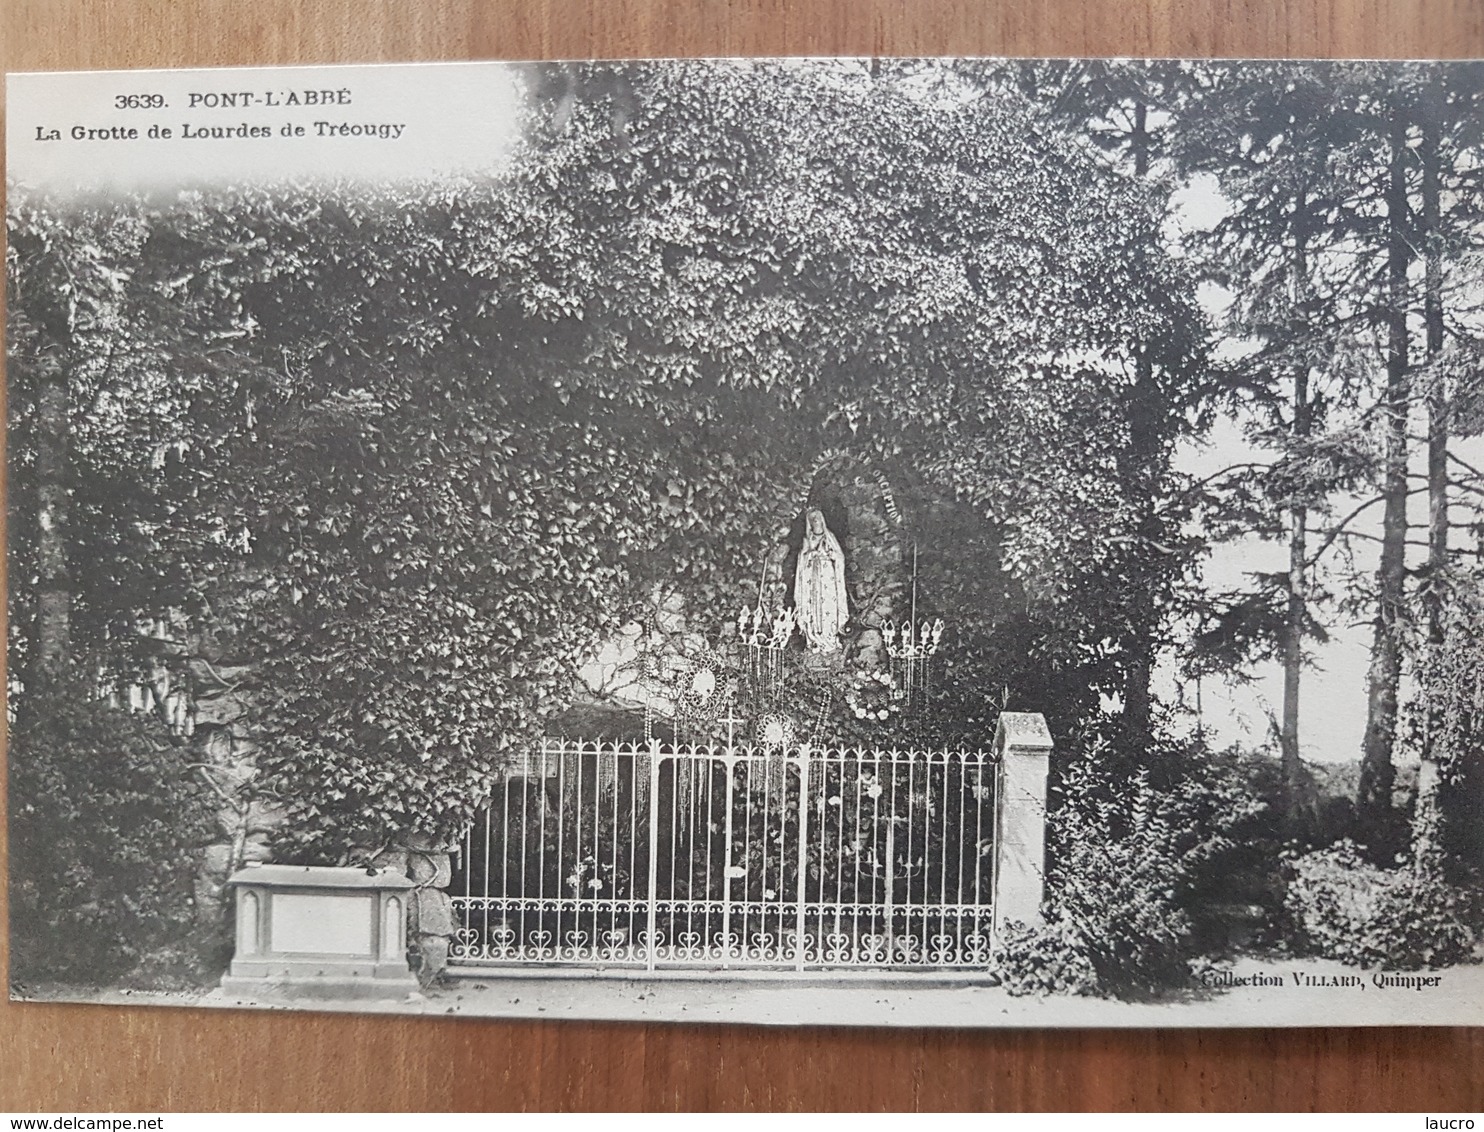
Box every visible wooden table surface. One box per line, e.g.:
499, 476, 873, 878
4, 0, 1484, 1112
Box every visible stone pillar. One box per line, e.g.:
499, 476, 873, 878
992, 711, 1052, 936
190, 686, 282, 944
377, 833, 456, 984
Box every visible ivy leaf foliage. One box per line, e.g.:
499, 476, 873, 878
609, 60, 1212, 733
226, 62, 1211, 851
10, 59, 1210, 854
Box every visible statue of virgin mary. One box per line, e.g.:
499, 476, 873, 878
794, 508, 848, 652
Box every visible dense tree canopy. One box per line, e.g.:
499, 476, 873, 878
15, 58, 1484, 876
8, 60, 1213, 854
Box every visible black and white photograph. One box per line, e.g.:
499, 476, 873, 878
6, 56, 1484, 1026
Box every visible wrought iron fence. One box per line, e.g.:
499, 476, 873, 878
449, 738, 1000, 970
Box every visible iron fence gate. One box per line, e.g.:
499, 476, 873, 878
449, 739, 1000, 970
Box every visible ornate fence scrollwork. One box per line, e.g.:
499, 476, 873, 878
450, 738, 999, 970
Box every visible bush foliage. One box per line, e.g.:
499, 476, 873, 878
8, 685, 217, 983
1284, 841, 1477, 970
1002, 741, 1267, 998
989, 912, 1100, 997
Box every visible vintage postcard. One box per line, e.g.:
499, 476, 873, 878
6, 57, 1484, 1026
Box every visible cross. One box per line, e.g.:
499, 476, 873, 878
720, 707, 746, 752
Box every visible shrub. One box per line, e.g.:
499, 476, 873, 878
1284, 840, 1477, 969
1045, 741, 1265, 998
8, 685, 217, 984
989, 912, 1099, 996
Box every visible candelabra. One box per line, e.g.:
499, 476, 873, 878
737, 602, 796, 705
882, 616, 944, 712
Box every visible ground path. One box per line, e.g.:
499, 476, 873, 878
19, 954, 1484, 1027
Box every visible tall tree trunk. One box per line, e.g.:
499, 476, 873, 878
33, 352, 72, 686
1357, 108, 1412, 854
1282, 185, 1313, 836
1415, 74, 1448, 867
1123, 357, 1159, 745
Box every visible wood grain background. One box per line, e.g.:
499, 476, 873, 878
4, 0, 1484, 1112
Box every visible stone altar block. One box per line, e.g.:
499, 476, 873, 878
992, 712, 1053, 937
220, 864, 419, 1001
